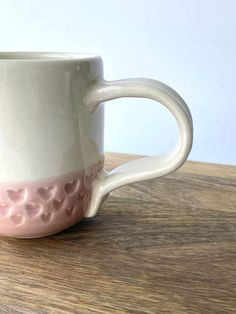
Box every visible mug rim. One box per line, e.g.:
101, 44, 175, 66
0, 52, 101, 61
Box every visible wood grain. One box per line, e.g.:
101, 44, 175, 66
0, 153, 236, 314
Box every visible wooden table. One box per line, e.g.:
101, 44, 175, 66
0, 153, 236, 314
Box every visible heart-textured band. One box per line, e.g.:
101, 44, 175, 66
0, 158, 104, 238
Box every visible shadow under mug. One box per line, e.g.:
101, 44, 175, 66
0, 52, 193, 238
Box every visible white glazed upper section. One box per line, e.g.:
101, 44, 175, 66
0, 53, 104, 182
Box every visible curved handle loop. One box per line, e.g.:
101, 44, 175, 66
84, 78, 193, 217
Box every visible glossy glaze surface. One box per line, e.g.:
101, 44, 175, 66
0, 52, 193, 238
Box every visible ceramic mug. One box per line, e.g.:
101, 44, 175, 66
0, 52, 193, 238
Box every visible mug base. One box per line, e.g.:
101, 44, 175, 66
12, 214, 84, 239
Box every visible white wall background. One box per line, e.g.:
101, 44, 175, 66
0, 0, 235, 165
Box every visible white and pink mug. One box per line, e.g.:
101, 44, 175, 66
0, 52, 193, 238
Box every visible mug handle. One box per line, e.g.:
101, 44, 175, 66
84, 78, 193, 217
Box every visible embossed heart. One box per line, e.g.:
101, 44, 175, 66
38, 186, 56, 201
10, 214, 24, 225
41, 212, 51, 223
0, 203, 10, 217
65, 206, 75, 217
7, 189, 26, 203
64, 180, 78, 194
25, 203, 42, 218
53, 199, 65, 210
78, 191, 85, 202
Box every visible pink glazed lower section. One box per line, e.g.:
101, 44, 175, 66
0, 159, 104, 238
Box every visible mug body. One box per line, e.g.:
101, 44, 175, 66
0, 52, 104, 238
